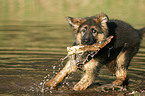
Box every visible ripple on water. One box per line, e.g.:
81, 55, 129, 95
0, 22, 144, 96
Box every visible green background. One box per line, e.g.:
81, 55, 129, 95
0, 0, 145, 27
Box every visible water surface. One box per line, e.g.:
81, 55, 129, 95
0, 21, 144, 96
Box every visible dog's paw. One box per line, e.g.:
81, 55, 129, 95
73, 79, 92, 91
46, 79, 57, 87
96, 84, 127, 92
73, 82, 89, 91
113, 77, 129, 86
113, 79, 123, 86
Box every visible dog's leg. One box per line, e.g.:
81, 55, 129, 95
73, 59, 99, 91
46, 59, 77, 87
113, 50, 128, 86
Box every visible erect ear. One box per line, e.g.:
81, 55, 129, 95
94, 13, 109, 41
95, 13, 109, 29
65, 16, 81, 30
98, 13, 109, 23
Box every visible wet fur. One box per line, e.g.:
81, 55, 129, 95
46, 13, 144, 91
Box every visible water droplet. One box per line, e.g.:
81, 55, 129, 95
52, 66, 56, 69
40, 82, 43, 85
65, 77, 69, 79
66, 82, 69, 86
47, 74, 50, 77
50, 90, 53, 94
58, 68, 61, 70
44, 76, 47, 79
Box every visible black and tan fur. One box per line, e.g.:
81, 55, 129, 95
46, 13, 144, 91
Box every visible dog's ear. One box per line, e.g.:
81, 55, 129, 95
98, 13, 109, 23
65, 17, 81, 31
95, 13, 109, 29
94, 13, 109, 41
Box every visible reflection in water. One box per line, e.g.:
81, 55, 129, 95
0, 21, 145, 96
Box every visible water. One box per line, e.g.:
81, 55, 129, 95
0, 21, 144, 96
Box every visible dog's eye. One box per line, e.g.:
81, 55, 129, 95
82, 27, 87, 32
92, 28, 97, 33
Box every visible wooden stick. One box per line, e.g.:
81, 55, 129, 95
67, 36, 113, 56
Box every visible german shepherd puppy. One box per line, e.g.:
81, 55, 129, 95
46, 13, 144, 91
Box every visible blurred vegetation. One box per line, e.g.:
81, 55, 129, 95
0, 0, 145, 27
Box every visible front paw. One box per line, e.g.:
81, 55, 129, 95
46, 79, 57, 87
113, 77, 129, 86
73, 79, 92, 91
113, 79, 123, 86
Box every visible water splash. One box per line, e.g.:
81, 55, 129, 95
29, 61, 66, 94
33, 50, 100, 94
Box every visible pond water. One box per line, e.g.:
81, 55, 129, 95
0, 21, 144, 96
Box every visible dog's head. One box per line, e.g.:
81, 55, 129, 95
66, 13, 109, 45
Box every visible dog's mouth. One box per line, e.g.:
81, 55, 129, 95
81, 39, 97, 45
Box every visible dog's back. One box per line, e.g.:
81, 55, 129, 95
96, 20, 142, 64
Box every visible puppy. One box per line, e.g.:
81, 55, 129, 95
46, 13, 144, 91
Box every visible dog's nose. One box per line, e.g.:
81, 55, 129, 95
85, 39, 88, 43
82, 39, 88, 44
82, 39, 92, 45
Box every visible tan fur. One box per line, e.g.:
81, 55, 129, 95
113, 51, 127, 85
116, 51, 126, 68
76, 33, 82, 45
73, 19, 87, 34
73, 59, 99, 90
92, 19, 109, 41
97, 33, 105, 41
46, 59, 77, 87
